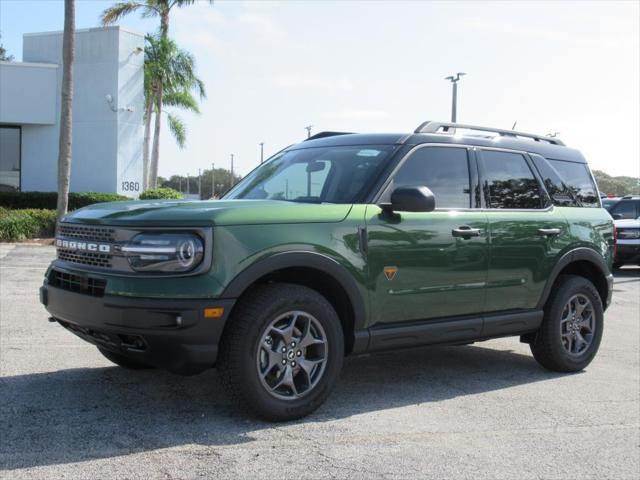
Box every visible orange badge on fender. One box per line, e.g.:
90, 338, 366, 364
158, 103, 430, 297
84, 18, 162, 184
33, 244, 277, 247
383, 266, 398, 281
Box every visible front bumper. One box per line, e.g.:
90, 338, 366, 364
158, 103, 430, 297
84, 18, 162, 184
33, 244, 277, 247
40, 282, 235, 375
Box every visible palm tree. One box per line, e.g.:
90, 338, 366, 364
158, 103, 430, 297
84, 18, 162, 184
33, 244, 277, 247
101, 1, 212, 189
56, 0, 75, 220
144, 34, 205, 187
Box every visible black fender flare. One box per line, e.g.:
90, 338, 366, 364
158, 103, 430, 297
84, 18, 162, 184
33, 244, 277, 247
536, 247, 612, 309
221, 251, 368, 348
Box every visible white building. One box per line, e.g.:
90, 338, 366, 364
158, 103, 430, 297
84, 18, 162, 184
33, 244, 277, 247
0, 26, 144, 196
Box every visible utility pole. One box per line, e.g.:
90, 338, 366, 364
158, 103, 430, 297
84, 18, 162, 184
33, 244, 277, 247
178, 177, 182, 193
211, 162, 215, 199
260, 142, 264, 163
444, 72, 466, 123
198, 168, 202, 199
186, 174, 190, 195
305, 125, 313, 138
230, 154, 235, 187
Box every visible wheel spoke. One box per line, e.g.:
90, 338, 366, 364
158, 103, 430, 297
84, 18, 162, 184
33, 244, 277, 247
261, 343, 283, 377
574, 299, 587, 317
298, 319, 324, 349
578, 314, 593, 332
297, 357, 322, 382
273, 366, 297, 395
574, 332, 587, 353
271, 314, 298, 345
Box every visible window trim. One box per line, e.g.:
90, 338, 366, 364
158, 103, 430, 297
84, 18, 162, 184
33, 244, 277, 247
373, 143, 479, 211
0, 125, 22, 192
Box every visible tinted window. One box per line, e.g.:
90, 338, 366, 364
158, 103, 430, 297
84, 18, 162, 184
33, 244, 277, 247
0, 127, 20, 192
531, 155, 577, 207
548, 159, 599, 207
226, 145, 394, 203
480, 150, 543, 209
611, 200, 638, 219
392, 147, 470, 208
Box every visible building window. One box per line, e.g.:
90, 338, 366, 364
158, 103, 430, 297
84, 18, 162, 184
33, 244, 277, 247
0, 127, 21, 192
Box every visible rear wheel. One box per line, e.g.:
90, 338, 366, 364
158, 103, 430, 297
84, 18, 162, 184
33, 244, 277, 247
530, 275, 603, 372
218, 283, 344, 421
97, 347, 153, 369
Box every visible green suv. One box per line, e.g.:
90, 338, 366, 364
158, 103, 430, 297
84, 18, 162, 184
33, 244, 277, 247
41, 121, 615, 420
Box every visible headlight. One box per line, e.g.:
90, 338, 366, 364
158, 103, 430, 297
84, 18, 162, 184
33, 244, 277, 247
122, 233, 204, 272
617, 228, 640, 239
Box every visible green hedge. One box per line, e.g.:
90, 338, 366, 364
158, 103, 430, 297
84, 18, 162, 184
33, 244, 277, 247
139, 187, 183, 200
0, 208, 57, 242
0, 191, 129, 210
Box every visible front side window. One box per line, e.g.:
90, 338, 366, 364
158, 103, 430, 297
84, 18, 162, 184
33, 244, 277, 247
389, 147, 471, 208
610, 200, 638, 219
548, 159, 599, 208
225, 145, 395, 203
0, 127, 20, 192
480, 150, 543, 209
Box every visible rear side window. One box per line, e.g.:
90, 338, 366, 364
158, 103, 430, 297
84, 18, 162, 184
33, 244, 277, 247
479, 150, 543, 209
391, 147, 471, 208
530, 155, 577, 207
548, 159, 599, 207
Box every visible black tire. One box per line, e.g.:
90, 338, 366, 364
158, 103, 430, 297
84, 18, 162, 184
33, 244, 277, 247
612, 262, 623, 270
530, 275, 603, 372
218, 283, 344, 421
97, 347, 153, 369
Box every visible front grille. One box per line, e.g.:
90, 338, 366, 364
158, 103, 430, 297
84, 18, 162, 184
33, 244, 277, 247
57, 223, 116, 268
58, 224, 115, 242
49, 270, 106, 297
58, 250, 112, 268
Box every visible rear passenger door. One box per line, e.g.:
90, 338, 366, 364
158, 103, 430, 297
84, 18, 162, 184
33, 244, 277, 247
478, 149, 569, 312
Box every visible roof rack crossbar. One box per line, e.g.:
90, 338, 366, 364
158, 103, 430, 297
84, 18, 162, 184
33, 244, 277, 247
414, 121, 565, 146
305, 131, 354, 141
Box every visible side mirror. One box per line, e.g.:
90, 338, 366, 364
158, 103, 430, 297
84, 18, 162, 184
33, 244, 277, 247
612, 213, 623, 220
381, 185, 436, 213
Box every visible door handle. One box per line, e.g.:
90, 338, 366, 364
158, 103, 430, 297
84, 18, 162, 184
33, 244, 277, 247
538, 228, 561, 237
452, 226, 481, 238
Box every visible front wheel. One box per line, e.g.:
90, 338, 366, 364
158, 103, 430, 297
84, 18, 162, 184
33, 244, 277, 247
218, 283, 344, 421
530, 275, 604, 372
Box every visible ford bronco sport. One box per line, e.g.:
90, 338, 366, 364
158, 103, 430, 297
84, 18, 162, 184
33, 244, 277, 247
41, 121, 615, 421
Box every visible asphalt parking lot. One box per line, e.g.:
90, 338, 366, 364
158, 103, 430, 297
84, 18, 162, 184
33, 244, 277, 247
1, 244, 638, 479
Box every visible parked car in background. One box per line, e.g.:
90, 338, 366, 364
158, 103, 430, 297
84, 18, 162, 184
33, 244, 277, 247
613, 215, 640, 268
602, 195, 640, 220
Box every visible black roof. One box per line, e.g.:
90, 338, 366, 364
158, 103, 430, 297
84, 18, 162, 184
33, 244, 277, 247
291, 125, 587, 163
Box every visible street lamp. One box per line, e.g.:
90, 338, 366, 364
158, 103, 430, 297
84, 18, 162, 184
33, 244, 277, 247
260, 142, 264, 163
444, 72, 466, 123
305, 125, 313, 138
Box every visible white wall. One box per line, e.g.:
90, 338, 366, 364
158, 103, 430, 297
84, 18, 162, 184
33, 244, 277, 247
14, 26, 143, 195
0, 62, 58, 125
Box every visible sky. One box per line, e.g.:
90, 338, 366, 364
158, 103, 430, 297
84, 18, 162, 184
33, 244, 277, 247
1, 0, 639, 178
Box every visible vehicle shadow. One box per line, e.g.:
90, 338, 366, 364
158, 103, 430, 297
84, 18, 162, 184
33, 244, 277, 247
0, 343, 567, 470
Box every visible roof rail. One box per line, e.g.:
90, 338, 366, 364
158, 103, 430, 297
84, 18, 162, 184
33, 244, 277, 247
305, 131, 354, 141
414, 121, 565, 146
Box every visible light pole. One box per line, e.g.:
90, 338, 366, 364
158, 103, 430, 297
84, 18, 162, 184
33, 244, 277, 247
198, 168, 202, 199
260, 142, 264, 163
444, 72, 466, 123
186, 173, 190, 195
211, 162, 215, 199
230, 154, 235, 187
305, 125, 313, 138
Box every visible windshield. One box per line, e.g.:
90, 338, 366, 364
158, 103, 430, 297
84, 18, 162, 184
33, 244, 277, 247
224, 145, 395, 203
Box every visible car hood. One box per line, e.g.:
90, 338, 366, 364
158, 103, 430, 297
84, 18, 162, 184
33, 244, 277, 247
614, 218, 640, 228
63, 199, 353, 227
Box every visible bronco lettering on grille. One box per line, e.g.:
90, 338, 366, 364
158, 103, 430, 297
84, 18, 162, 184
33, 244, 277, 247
56, 238, 112, 253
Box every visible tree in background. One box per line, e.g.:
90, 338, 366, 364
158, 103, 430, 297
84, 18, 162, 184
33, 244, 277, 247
158, 167, 241, 199
101, 0, 213, 190
0, 34, 14, 61
56, 0, 75, 220
143, 34, 205, 188
593, 170, 640, 197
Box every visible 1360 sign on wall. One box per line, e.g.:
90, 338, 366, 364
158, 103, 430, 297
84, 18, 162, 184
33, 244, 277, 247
121, 181, 140, 192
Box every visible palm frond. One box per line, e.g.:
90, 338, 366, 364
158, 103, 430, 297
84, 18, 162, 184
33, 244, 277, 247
100, 1, 144, 26
166, 112, 186, 149
163, 89, 200, 113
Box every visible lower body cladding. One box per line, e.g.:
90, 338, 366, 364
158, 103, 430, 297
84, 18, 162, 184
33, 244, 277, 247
40, 282, 235, 375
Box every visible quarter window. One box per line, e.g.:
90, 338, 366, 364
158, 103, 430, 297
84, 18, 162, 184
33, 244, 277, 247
391, 147, 471, 209
530, 155, 577, 207
547, 159, 599, 208
480, 150, 543, 209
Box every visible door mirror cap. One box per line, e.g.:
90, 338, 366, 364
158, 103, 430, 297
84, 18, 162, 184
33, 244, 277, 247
381, 185, 436, 213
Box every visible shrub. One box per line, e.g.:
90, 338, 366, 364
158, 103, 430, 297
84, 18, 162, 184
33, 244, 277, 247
0, 191, 129, 210
139, 187, 183, 200
0, 208, 57, 242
